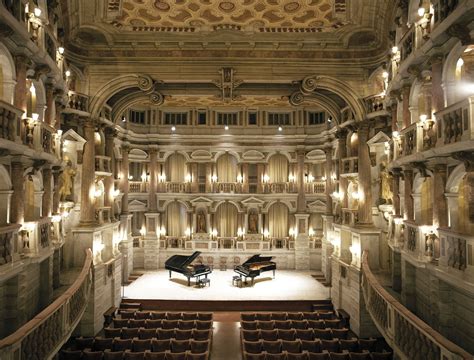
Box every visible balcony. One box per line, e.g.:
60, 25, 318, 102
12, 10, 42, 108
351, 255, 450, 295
305, 181, 326, 194
0, 249, 93, 360
364, 94, 388, 118
361, 251, 471, 360
95, 207, 112, 225
212, 182, 243, 194
436, 95, 474, 147
0, 101, 22, 142
95, 156, 112, 175
262, 182, 296, 194
165, 182, 190, 193
438, 228, 473, 282
341, 157, 358, 176
0, 224, 21, 267
66, 91, 90, 114
432, 0, 460, 24
129, 181, 148, 193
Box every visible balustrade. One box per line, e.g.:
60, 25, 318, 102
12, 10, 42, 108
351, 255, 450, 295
361, 251, 471, 360
214, 182, 242, 193
405, 221, 419, 252
401, 123, 417, 157
129, 181, 148, 193
95, 156, 112, 174
95, 207, 111, 225
436, 96, 473, 147
432, 0, 460, 24
0, 101, 22, 142
438, 228, 473, 273
400, 27, 415, 61
0, 224, 21, 266
342, 208, 358, 226
341, 157, 358, 175
364, 94, 386, 115
67, 91, 89, 113
0, 249, 93, 360
165, 182, 189, 193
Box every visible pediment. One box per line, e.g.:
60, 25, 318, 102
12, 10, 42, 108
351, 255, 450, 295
62, 129, 86, 144
306, 149, 326, 161
308, 200, 327, 210
190, 196, 213, 205
129, 148, 148, 160
368, 131, 391, 146
129, 199, 147, 210
191, 150, 212, 160
241, 197, 265, 206
242, 150, 265, 161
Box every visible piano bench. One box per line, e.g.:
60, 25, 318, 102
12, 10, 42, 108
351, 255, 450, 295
198, 278, 211, 288
232, 276, 242, 288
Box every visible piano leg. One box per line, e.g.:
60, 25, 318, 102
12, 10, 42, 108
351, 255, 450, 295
169, 270, 172, 279
273, 269, 275, 279
188, 277, 191, 287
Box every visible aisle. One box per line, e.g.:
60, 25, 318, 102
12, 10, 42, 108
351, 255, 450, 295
211, 314, 242, 360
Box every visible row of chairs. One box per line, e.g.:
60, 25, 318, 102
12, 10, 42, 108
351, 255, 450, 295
118, 312, 212, 321
242, 351, 392, 360
113, 319, 213, 330
73, 337, 210, 352
61, 350, 208, 360
242, 327, 349, 341
241, 312, 337, 322
104, 328, 212, 341
242, 319, 343, 330
243, 339, 378, 354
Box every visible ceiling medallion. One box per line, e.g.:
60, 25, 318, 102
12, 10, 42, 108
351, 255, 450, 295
153, 0, 170, 11
284, 2, 301, 13
219, 1, 236, 12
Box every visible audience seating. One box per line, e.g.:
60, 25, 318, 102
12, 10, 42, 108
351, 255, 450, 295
240, 312, 393, 360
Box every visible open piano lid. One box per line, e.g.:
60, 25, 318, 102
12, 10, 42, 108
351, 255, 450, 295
242, 254, 274, 265
167, 251, 202, 268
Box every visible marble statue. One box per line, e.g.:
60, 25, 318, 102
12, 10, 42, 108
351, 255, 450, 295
59, 161, 76, 201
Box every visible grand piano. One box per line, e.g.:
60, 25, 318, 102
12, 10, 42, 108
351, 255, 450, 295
234, 254, 276, 285
165, 251, 212, 286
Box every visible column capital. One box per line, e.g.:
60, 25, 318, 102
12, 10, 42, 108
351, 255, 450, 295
429, 54, 444, 67
389, 89, 402, 102
104, 127, 118, 138
390, 167, 403, 177
121, 143, 131, 153
335, 127, 348, 140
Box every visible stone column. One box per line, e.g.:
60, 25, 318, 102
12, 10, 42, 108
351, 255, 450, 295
104, 128, 116, 216
205, 163, 212, 193
391, 168, 402, 216
389, 96, 399, 131
79, 118, 96, 226
336, 129, 348, 220
357, 122, 372, 225
54, 100, 64, 131
10, 159, 25, 224
44, 82, 55, 126
148, 148, 158, 212
42, 167, 52, 218
242, 163, 249, 193
121, 145, 130, 214
324, 147, 333, 215
296, 149, 306, 213
52, 166, 61, 214
430, 55, 445, 114
190, 163, 198, 193
14, 55, 29, 114
403, 169, 414, 221
402, 83, 412, 129
433, 164, 448, 228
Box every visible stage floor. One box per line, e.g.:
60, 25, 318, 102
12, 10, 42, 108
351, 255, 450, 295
123, 269, 329, 301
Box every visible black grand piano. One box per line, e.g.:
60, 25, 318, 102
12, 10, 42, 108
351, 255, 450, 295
165, 251, 212, 286
234, 254, 276, 285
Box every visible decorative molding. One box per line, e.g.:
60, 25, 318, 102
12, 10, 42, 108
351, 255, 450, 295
212, 68, 243, 103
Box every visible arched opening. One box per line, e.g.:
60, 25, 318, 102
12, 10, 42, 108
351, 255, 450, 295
165, 201, 187, 237
268, 154, 289, 183
0, 42, 16, 104
165, 153, 187, 183
215, 202, 238, 237
413, 174, 433, 225
0, 164, 12, 224
268, 202, 289, 238
443, 44, 474, 105
216, 153, 237, 183
24, 172, 42, 221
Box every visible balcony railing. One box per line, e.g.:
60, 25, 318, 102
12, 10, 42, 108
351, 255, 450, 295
433, 0, 460, 24
66, 91, 89, 113
436, 96, 473, 147
401, 123, 417, 157
0, 101, 22, 142
305, 181, 326, 194
404, 221, 420, 253
364, 94, 387, 115
438, 228, 473, 274
129, 181, 148, 193
341, 157, 358, 175
361, 251, 472, 360
262, 182, 296, 194
213, 182, 242, 194
95, 156, 112, 174
0, 224, 21, 266
165, 182, 189, 193
0, 249, 93, 360
400, 26, 415, 62
95, 207, 111, 225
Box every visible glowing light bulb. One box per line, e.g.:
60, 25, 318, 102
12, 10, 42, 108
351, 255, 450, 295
31, 113, 39, 121
392, 131, 400, 138
418, 7, 426, 17
382, 71, 389, 79
224, 125, 229, 130
391, 46, 399, 54
278, 126, 283, 132
58, 47, 65, 55
171, 126, 176, 131
65, 70, 71, 77
457, 58, 464, 68
34, 7, 42, 17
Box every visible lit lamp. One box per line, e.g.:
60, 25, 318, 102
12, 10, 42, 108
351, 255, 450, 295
263, 174, 270, 183
211, 174, 218, 183
212, 229, 218, 239
288, 174, 295, 182
185, 174, 192, 183
236, 174, 243, 183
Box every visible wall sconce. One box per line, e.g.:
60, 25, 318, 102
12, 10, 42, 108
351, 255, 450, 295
65, 70, 71, 77
321, 176, 327, 182
307, 174, 314, 183
185, 228, 191, 238
352, 191, 360, 200
237, 228, 244, 237
211, 174, 218, 183
128, 175, 133, 181
332, 191, 343, 201
185, 174, 192, 183
51, 215, 62, 223
212, 229, 218, 238
160, 227, 166, 236
236, 174, 243, 183
141, 173, 147, 181
58, 46, 65, 55
94, 188, 103, 197
263, 229, 269, 238
263, 174, 270, 183
391, 46, 399, 55
308, 228, 314, 237
288, 174, 295, 182
418, 6, 426, 17
31, 113, 40, 122
331, 173, 337, 181
392, 131, 400, 139
139, 228, 146, 236
112, 189, 120, 198
159, 174, 166, 182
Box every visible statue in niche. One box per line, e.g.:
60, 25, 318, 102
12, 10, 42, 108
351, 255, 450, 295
379, 162, 393, 205
197, 210, 207, 233
59, 161, 76, 201
248, 211, 258, 234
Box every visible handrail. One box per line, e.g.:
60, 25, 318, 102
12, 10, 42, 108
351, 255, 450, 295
361, 251, 472, 360
0, 248, 93, 359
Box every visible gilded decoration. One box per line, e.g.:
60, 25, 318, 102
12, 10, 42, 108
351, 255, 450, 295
110, 0, 348, 33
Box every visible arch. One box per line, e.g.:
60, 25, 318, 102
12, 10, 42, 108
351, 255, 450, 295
213, 200, 243, 213
89, 74, 151, 118
0, 41, 16, 104
165, 201, 188, 237
442, 43, 474, 106
265, 151, 292, 163
0, 164, 12, 190
446, 164, 466, 192
216, 152, 238, 182
268, 153, 289, 183
299, 75, 367, 121
301, 93, 342, 124
163, 150, 191, 162
268, 202, 290, 238
214, 150, 241, 163
263, 199, 295, 213
215, 201, 238, 237
165, 153, 187, 183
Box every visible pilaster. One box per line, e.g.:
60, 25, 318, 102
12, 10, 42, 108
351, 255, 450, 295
294, 213, 310, 270
143, 212, 160, 270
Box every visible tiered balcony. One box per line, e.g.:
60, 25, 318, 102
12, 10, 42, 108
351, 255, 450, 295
438, 228, 473, 282
212, 182, 243, 194
165, 182, 190, 193
129, 181, 148, 193
436, 95, 474, 147
95, 156, 112, 175
65, 91, 90, 114
262, 182, 296, 194
305, 181, 326, 194
364, 94, 388, 118
341, 157, 359, 176
361, 251, 471, 360
0, 101, 22, 142
0, 224, 22, 267
0, 249, 93, 360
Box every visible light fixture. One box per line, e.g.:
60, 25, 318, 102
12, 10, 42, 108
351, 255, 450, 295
185, 228, 191, 237
391, 46, 399, 54
288, 174, 295, 182
33, 7, 42, 17
328, 117, 332, 123
278, 126, 282, 132
352, 191, 360, 200
236, 174, 243, 183
308, 228, 314, 237
224, 125, 229, 130
29, 83, 36, 94
65, 70, 71, 77
308, 174, 314, 182
58, 46, 65, 55
263, 229, 269, 237
419, 114, 428, 123
263, 174, 270, 183
94, 188, 103, 197
51, 215, 62, 223
121, 116, 126, 122
382, 71, 389, 79
457, 58, 464, 68
212, 229, 218, 237
418, 7, 426, 17
113, 189, 120, 197
392, 131, 400, 138
185, 174, 192, 183
171, 126, 176, 132
31, 113, 39, 122
128, 175, 133, 180
140, 228, 146, 236
211, 174, 218, 182
321, 176, 327, 181
160, 227, 166, 236
141, 174, 147, 181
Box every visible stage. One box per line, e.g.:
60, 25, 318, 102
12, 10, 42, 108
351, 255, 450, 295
123, 269, 330, 311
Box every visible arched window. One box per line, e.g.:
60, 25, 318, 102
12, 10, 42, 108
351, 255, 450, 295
166, 201, 186, 237
166, 153, 186, 183
268, 202, 289, 238
268, 154, 288, 183
215, 202, 238, 237
216, 153, 237, 183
